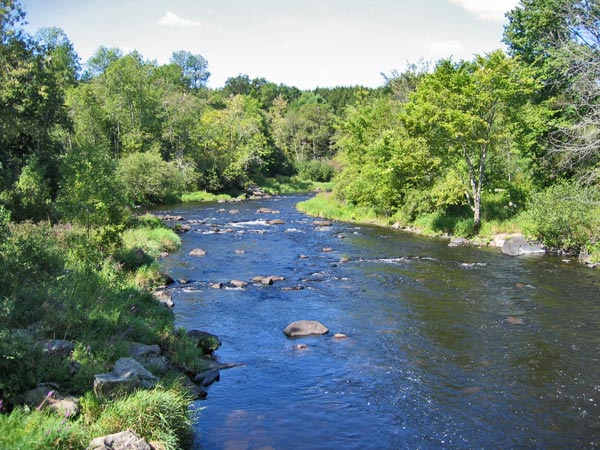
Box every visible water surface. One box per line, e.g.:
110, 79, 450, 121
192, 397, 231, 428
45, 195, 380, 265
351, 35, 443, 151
157, 195, 600, 449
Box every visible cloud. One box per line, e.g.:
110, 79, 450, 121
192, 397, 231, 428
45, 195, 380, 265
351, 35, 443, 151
448, 0, 520, 21
157, 11, 202, 28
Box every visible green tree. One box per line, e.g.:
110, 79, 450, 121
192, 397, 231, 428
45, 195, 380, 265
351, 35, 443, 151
404, 51, 534, 232
84, 45, 123, 78
170, 50, 210, 89
335, 96, 436, 215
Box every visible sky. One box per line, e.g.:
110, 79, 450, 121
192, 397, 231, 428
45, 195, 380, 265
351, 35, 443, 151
21, 0, 521, 89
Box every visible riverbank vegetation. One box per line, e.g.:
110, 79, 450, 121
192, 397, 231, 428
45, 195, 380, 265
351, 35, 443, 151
1, 0, 599, 447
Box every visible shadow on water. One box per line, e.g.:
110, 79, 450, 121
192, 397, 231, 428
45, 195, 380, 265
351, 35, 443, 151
155, 195, 600, 449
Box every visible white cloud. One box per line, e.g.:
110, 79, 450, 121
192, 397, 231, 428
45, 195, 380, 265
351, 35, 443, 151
157, 11, 202, 28
448, 0, 520, 21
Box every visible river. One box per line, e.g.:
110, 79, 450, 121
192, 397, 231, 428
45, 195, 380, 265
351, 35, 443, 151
156, 194, 600, 449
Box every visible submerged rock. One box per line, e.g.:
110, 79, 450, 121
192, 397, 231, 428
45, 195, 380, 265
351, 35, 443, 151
284, 320, 329, 338
230, 279, 249, 288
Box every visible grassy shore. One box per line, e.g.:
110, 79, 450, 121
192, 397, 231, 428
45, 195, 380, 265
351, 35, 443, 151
297, 191, 529, 242
0, 216, 207, 449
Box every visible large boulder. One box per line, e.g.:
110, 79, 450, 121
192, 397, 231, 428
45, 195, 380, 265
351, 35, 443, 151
284, 320, 329, 338
189, 248, 206, 257
40, 339, 75, 357
87, 430, 151, 450
501, 235, 545, 257
193, 369, 220, 387
93, 358, 158, 398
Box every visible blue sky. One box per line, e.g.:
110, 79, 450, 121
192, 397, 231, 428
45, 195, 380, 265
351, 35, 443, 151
21, 0, 520, 89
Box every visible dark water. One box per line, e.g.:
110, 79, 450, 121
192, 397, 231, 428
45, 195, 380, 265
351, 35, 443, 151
157, 195, 600, 450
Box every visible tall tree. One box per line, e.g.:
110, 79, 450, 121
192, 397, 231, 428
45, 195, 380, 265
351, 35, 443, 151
170, 50, 210, 89
404, 51, 534, 232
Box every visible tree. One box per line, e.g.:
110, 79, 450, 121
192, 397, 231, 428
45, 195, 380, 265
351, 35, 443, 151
505, 0, 600, 182
84, 45, 123, 78
335, 96, 436, 215
404, 51, 533, 233
0, 0, 71, 218
170, 50, 210, 89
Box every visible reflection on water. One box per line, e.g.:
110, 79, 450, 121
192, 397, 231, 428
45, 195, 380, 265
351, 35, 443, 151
156, 195, 600, 449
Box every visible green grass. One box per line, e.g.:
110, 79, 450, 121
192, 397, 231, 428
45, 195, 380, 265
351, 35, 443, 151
0, 220, 205, 450
297, 192, 386, 225
180, 190, 234, 203
258, 175, 334, 195
122, 226, 181, 258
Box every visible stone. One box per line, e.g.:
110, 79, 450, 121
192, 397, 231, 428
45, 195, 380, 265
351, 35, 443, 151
174, 224, 191, 234
160, 215, 184, 221
40, 339, 74, 357
180, 376, 208, 400
322, 248, 333, 253
284, 320, 329, 338
448, 237, 470, 247
187, 330, 222, 353
229, 209, 240, 214
295, 344, 308, 350
87, 430, 152, 450
256, 207, 280, 214
267, 219, 285, 225
501, 235, 545, 257
313, 220, 332, 227
252, 275, 285, 285
152, 290, 174, 308
230, 279, 249, 288
193, 369, 221, 387
189, 248, 206, 257
128, 343, 168, 373
160, 272, 175, 285
332, 333, 349, 340
339, 257, 350, 264
93, 357, 158, 398
210, 282, 225, 289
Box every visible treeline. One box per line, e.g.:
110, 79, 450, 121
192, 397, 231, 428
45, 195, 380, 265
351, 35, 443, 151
330, 0, 599, 257
1, 0, 599, 257
1, 1, 376, 234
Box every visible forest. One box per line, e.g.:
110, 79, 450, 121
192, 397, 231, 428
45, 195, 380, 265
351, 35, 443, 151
0, 0, 599, 448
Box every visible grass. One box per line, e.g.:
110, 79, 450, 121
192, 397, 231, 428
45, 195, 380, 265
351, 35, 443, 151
0, 219, 208, 450
122, 226, 181, 258
298, 191, 532, 243
297, 192, 386, 225
180, 190, 234, 203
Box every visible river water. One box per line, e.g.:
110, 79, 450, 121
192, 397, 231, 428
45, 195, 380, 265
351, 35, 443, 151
157, 194, 600, 450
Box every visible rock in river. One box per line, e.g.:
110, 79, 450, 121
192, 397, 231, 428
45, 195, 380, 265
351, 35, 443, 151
501, 235, 545, 257
284, 320, 329, 338
189, 248, 206, 257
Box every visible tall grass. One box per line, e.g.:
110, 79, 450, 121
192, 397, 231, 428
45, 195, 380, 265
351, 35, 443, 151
122, 227, 181, 258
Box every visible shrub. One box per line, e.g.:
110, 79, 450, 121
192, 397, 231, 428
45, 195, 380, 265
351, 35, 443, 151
117, 151, 184, 206
295, 160, 336, 182
527, 181, 600, 252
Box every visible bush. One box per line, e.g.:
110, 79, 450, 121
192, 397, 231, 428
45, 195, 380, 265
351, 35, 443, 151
117, 151, 184, 206
527, 181, 600, 253
295, 160, 336, 182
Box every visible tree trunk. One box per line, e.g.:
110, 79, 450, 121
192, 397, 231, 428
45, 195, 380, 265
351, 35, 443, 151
473, 192, 481, 234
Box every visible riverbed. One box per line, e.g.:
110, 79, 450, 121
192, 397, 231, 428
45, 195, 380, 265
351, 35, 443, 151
157, 194, 600, 449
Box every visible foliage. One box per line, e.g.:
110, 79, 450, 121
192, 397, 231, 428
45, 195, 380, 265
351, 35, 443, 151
180, 190, 234, 203
404, 50, 535, 231
295, 160, 336, 182
526, 181, 600, 252
117, 150, 184, 206
57, 144, 130, 230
